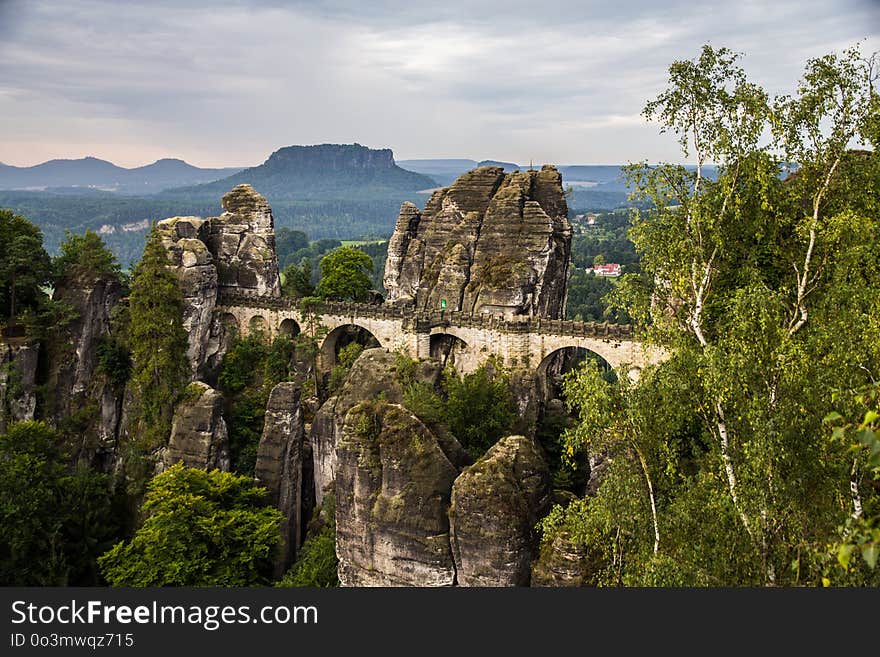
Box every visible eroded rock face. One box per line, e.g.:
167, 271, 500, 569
204, 185, 281, 298
449, 434, 551, 586
162, 382, 230, 471
43, 277, 125, 453
335, 401, 458, 586
255, 382, 305, 577
0, 341, 39, 433
156, 216, 217, 379
310, 348, 455, 504
384, 166, 571, 318
530, 531, 593, 587
156, 185, 282, 378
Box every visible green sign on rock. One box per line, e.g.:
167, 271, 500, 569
440, 299, 447, 310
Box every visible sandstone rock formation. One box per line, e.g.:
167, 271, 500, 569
335, 401, 459, 586
255, 382, 305, 577
530, 531, 594, 587
309, 348, 468, 504
384, 165, 571, 318
156, 216, 218, 379
204, 184, 281, 298
162, 382, 230, 471
0, 341, 39, 433
449, 434, 551, 586
156, 184, 281, 378
42, 277, 125, 455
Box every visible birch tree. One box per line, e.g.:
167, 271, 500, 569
545, 44, 879, 586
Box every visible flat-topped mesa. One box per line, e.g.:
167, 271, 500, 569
383, 165, 572, 319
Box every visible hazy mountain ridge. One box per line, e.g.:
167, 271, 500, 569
397, 159, 720, 192
165, 144, 437, 201
0, 157, 242, 194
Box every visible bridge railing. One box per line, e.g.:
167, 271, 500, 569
215, 290, 634, 339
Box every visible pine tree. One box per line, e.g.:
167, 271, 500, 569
127, 228, 188, 448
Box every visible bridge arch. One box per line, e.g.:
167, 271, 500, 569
278, 317, 300, 338
429, 333, 469, 370
248, 315, 271, 338
319, 323, 382, 371
536, 346, 615, 399
219, 312, 240, 337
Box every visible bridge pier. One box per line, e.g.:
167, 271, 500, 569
414, 333, 431, 361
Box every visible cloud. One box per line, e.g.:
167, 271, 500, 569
0, 0, 877, 167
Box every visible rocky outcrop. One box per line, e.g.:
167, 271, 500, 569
530, 531, 594, 587
0, 341, 39, 433
335, 401, 459, 586
384, 165, 571, 318
449, 435, 551, 586
255, 382, 306, 578
156, 184, 281, 378
162, 382, 230, 471
310, 348, 464, 504
204, 184, 281, 298
42, 277, 125, 454
156, 216, 218, 379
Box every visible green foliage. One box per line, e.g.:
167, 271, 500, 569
53, 229, 121, 285
278, 494, 339, 588
0, 208, 52, 324
402, 381, 446, 428
98, 463, 282, 586
394, 353, 516, 459
354, 240, 389, 294
337, 341, 364, 369
0, 421, 68, 585
274, 228, 310, 270
444, 363, 516, 459
549, 43, 880, 586
218, 334, 275, 394
534, 403, 582, 492
326, 341, 364, 394
217, 335, 294, 475
0, 422, 121, 585
570, 211, 638, 268
566, 269, 630, 323
96, 334, 132, 389
281, 259, 316, 299
127, 228, 189, 448
821, 385, 880, 585
316, 246, 374, 302
19, 297, 79, 341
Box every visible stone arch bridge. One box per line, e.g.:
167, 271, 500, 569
216, 291, 664, 375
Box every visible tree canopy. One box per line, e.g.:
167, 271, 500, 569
127, 227, 189, 449
542, 43, 880, 586
98, 463, 282, 586
316, 246, 374, 302
0, 421, 120, 585
0, 209, 51, 324
53, 229, 121, 285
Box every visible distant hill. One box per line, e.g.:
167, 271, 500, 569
476, 159, 521, 170
396, 159, 721, 208
0, 157, 242, 194
166, 144, 437, 200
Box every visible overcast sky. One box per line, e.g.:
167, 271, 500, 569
1, 0, 878, 168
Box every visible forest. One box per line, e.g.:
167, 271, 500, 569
0, 43, 878, 587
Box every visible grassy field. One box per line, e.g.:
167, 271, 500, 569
340, 239, 386, 247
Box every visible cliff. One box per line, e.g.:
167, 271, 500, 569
383, 165, 572, 318
156, 183, 281, 378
